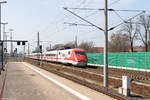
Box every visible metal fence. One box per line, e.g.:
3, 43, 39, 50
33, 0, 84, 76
87, 52, 150, 70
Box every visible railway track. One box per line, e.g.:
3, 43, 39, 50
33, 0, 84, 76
25, 58, 150, 98
48, 62, 150, 87
73, 65, 150, 84
45, 61, 150, 84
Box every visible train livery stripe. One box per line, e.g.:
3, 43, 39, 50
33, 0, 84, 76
44, 57, 78, 62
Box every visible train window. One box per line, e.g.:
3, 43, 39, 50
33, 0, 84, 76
75, 52, 86, 55
46, 54, 56, 56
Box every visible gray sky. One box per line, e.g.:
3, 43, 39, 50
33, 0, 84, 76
1, 0, 150, 53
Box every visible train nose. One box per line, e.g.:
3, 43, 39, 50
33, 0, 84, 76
76, 55, 87, 62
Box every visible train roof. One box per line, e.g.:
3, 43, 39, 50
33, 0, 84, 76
43, 48, 85, 53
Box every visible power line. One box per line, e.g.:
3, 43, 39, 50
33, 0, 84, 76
64, 7, 146, 31
66, 7, 100, 10
64, 22, 93, 26
109, 0, 121, 7
113, 10, 125, 22
113, 9, 146, 12
66, 7, 146, 13
77, 0, 87, 8
108, 11, 145, 31
40, 12, 67, 33
64, 8, 104, 31
66, 10, 99, 26
40, 0, 84, 33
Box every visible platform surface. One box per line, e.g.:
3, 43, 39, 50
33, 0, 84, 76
1, 62, 116, 100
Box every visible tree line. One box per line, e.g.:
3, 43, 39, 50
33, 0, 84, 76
46, 41, 95, 53
109, 14, 150, 52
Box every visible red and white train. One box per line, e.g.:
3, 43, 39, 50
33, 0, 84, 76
28, 48, 87, 66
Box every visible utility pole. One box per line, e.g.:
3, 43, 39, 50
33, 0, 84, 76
0, 1, 7, 41
4, 32, 8, 52
23, 44, 25, 56
75, 35, 77, 48
37, 32, 42, 66
1, 22, 8, 51
104, 0, 109, 88
50, 44, 51, 50
9, 29, 14, 56
28, 42, 30, 56
146, 31, 148, 52
37, 32, 40, 53
4, 32, 8, 64
37, 32, 40, 64
1, 22, 8, 40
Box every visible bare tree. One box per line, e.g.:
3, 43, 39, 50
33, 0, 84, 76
52, 44, 64, 50
46, 42, 75, 51
108, 33, 130, 52
138, 14, 150, 52
78, 41, 95, 53
64, 42, 76, 48
47, 41, 94, 52
122, 20, 139, 52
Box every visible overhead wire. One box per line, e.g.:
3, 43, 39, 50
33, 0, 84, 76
109, 0, 121, 7
48, 0, 99, 38
113, 10, 126, 22
72, 10, 100, 25
41, 0, 145, 45
77, 0, 87, 8
108, 11, 145, 31
39, 0, 78, 38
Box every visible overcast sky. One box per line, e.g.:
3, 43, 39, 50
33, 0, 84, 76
1, 0, 150, 53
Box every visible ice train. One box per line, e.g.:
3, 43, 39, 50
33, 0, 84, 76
28, 48, 87, 66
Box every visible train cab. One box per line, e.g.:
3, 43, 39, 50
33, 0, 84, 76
72, 49, 87, 66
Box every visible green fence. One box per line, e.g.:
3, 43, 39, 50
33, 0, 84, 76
87, 52, 150, 70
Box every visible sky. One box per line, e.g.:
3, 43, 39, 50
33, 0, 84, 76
1, 0, 150, 53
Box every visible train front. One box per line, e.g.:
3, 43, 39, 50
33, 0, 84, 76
73, 49, 87, 67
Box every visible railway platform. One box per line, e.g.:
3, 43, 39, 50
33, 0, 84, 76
0, 62, 116, 100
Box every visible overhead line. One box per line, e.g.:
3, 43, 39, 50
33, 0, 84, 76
109, 0, 121, 6
68, 10, 99, 27
67, 7, 100, 10
77, 0, 87, 8
64, 22, 94, 27
64, 8, 104, 31
108, 11, 146, 31
113, 10, 125, 22
67, 7, 146, 12
114, 9, 146, 12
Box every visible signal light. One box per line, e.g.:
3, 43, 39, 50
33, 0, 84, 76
22, 41, 25, 45
17, 41, 20, 45
4, 48, 7, 52
14, 48, 17, 52
39, 45, 42, 53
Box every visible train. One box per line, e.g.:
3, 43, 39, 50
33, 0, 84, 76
28, 48, 87, 67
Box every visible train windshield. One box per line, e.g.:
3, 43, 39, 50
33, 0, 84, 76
75, 52, 86, 55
